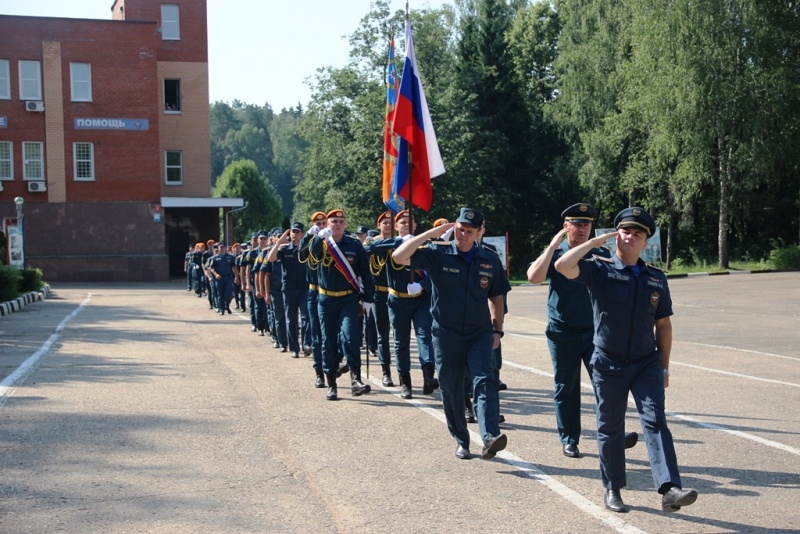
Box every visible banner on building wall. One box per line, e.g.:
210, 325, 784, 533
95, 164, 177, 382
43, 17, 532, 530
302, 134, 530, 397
74, 118, 150, 130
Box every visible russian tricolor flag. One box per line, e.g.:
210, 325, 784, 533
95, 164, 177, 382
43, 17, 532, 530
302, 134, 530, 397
390, 20, 445, 212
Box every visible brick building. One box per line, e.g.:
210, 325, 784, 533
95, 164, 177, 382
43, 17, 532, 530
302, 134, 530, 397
0, 0, 241, 281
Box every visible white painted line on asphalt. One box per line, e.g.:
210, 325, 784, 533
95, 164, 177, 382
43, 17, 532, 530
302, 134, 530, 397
367, 378, 648, 534
666, 412, 800, 456
0, 294, 92, 409
502, 359, 800, 458
677, 341, 798, 362
672, 361, 800, 388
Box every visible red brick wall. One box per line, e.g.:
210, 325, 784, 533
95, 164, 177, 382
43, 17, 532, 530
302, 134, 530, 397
0, 16, 162, 204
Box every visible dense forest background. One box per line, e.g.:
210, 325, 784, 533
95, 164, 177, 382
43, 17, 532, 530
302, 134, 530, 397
210, 0, 800, 276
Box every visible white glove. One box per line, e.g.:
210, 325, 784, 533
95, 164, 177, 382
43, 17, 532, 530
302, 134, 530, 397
318, 227, 333, 239
401, 234, 414, 242
308, 225, 320, 236
407, 282, 422, 295
362, 302, 373, 317
441, 227, 454, 241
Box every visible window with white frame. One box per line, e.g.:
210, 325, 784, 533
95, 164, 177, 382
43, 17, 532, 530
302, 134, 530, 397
19, 60, 42, 101
161, 5, 180, 40
70, 62, 92, 102
0, 141, 12, 180
74, 142, 94, 181
165, 150, 182, 184
23, 142, 44, 180
0, 60, 10, 99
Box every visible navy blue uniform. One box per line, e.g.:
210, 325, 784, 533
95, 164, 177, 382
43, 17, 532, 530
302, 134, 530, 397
210, 252, 237, 312
370, 237, 434, 377
251, 249, 269, 333
299, 233, 323, 371
243, 247, 261, 329
366, 245, 391, 366
309, 234, 374, 376
409, 241, 511, 447
277, 243, 309, 354
575, 254, 679, 492
546, 242, 611, 447
264, 252, 288, 349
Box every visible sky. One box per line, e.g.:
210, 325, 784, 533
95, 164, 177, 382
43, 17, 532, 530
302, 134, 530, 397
0, 0, 450, 111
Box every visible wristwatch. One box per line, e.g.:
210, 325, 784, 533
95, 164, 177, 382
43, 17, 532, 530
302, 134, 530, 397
493, 330, 504, 338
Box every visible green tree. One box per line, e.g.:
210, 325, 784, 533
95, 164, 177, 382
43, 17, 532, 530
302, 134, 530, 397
213, 160, 282, 239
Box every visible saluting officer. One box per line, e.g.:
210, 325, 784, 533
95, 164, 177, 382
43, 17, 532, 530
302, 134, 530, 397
243, 233, 260, 330
263, 229, 288, 351
394, 208, 511, 461
268, 222, 310, 359
299, 212, 329, 388
369, 210, 438, 399
527, 203, 639, 459
307, 209, 375, 401
555, 206, 697, 514
249, 231, 270, 335
366, 210, 394, 387
209, 242, 239, 315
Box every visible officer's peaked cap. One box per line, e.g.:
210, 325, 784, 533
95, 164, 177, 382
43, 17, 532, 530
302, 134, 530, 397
614, 207, 656, 236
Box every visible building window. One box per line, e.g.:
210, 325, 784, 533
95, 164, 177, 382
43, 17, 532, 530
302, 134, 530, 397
70, 62, 92, 102
0, 60, 10, 99
19, 60, 42, 101
161, 4, 180, 40
22, 142, 44, 181
165, 150, 182, 184
164, 79, 181, 111
0, 141, 12, 180
74, 142, 94, 181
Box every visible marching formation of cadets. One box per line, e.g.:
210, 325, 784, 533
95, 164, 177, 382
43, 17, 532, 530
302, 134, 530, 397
182, 203, 698, 515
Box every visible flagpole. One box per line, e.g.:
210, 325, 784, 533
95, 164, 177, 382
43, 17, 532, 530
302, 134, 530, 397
404, 2, 415, 285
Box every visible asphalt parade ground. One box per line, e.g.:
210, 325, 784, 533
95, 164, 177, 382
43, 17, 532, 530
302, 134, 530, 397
1, 272, 798, 533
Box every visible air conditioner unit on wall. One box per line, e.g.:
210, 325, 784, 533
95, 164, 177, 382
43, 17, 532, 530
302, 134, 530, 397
28, 181, 47, 192
26, 101, 45, 112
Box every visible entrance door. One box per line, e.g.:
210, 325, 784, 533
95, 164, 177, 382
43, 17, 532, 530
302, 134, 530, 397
168, 230, 191, 277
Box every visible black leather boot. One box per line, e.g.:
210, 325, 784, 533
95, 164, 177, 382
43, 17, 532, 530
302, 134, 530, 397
381, 363, 394, 387
422, 364, 438, 395
314, 368, 325, 389
326, 373, 338, 401
350, 370, 371, 396
465, 395, 476, 423
400, 372, 412, 399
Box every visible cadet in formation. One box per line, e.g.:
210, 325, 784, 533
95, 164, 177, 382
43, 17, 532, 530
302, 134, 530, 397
268, 222, 311, 359
368, 210, 438, 399
307, 209, 374, 401
366, 210, 395, 387
555, 206, 698, 513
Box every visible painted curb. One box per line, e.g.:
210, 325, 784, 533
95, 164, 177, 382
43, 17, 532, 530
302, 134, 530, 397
0, 284, 50, 317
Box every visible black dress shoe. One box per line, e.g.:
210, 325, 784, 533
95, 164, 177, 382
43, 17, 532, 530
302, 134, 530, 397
481, 433, 507, 459
465, 406, 476, 424
624, 432, 639, 449
661, 487, 697, 512
604, 489, 628, 513
498, 414, 505, 424
498, 381, 508, 391
455, 444, 470, 459
326, 385, 338, 401
563, 443, 580, 458
291, 351, 299, 358
336, 362, 349, 377
251, 326, 257, 332
314, 373, 325, 388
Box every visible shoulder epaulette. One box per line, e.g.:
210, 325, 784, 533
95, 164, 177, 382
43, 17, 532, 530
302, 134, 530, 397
592, 254, 614, 263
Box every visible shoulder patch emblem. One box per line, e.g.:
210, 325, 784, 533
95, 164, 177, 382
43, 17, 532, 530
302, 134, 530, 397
650, 291, 660, 307
479, 276, 489, 289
